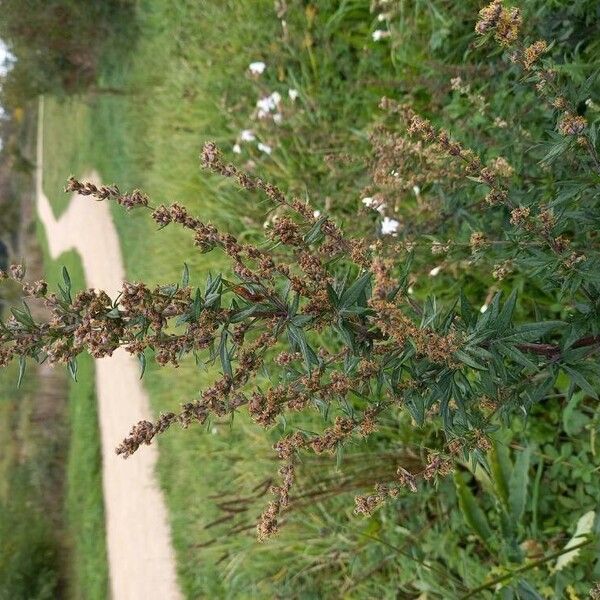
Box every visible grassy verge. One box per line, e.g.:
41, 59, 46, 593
35, 225, 108, 600
0, 360, 64, 599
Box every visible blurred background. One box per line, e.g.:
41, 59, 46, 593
1, 1, 599, 598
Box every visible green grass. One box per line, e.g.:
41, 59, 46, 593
35, 226, 108, 600
0, 362, 63, 600
38, 0, 600, 597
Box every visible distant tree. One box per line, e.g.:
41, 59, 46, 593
0, 0, 136, 108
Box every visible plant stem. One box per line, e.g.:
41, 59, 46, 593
460, 538, 592, 599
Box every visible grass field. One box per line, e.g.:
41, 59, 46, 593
38, 0, 600, 598
35, 228, 109, 600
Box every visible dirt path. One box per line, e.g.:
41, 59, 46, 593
36, 97, 182, 600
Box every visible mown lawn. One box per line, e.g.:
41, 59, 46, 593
39, 0, 600, 598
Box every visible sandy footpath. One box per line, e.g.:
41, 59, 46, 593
36, 97, 182, 600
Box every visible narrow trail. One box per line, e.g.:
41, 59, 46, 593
36, 97, 182, 600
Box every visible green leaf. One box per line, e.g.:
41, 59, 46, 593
496, 289, 517, 331
489, 440, 512, 509
562, 365, 598, 400
509, 445, 532, 524
138, 353, 147, 379
326, 284, 339, 308
181, 262, 190, 287
453, 349, 487, 371
454, 471, 493, 547
562, 391, 587, 436
62, 266, 71, 291
228, 304, 262, 323
287, 324, 318, 372
504, 321, 564, 342
219, 330, 233, 379
303, 214, 328, 244
496, 342, 537, 370
17, 356, 26, 388
67, 358, 78, 382
339, 272, 371, 309
10, 306, 35, 328
191, 288, 203, 320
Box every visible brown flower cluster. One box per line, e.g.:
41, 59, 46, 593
370, 299, 461, 365
66, 177, 149, 210
475, 0, 522, 46
558, 113, 587, 137
354, 465, 420, 517
522, 40, 548, 70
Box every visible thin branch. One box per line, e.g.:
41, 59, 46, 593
461, 538, 592, 599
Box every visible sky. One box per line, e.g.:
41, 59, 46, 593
0, 38, 15, 76
0, 39, 14, 148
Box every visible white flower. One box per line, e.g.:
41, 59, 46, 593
313, 210, 321, 218
248, 61, 266, 75
429, 265, 442, 277
211, 426, 218, 435
407, 286, 414, 295
381, 216, 400, 235
233, 143, 242, 154
362, 196, 387, 213
288, 88, 300, 102
273, 113, 283, 125
377, 13, 388, 22
412, 185, 420, 196
480, 304, 488, 313
256, 92, 282, 119
362, 197, 375, 207
372, 30, 390, 41
256, 97, 273, 117
257, 142, 272, 155
240, 129, 255, 142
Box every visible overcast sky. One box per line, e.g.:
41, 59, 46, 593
0, 39, 15, 76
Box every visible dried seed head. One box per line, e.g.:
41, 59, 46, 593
558, 113, 587, 136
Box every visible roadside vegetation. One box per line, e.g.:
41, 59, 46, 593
2, 0, 600, 598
